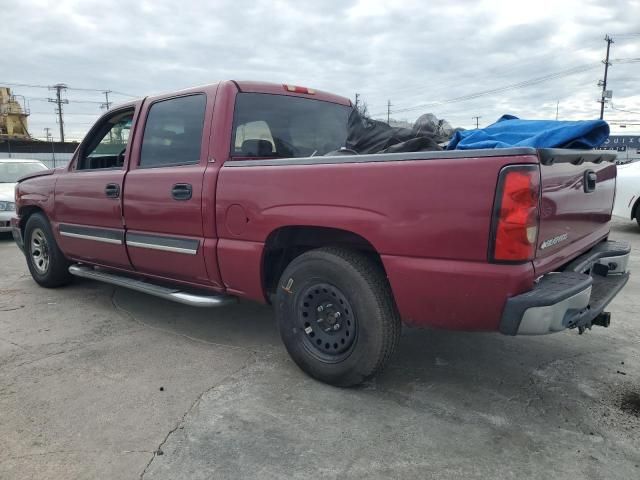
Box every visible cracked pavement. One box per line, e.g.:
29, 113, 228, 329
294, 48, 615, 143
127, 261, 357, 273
1, 220, 639, 479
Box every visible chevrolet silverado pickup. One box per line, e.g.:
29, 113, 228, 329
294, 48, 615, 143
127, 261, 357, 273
11, 81, 631, 386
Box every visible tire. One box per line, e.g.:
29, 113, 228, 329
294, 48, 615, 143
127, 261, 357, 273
24, 213, 72, 288
275, 247, 401, 387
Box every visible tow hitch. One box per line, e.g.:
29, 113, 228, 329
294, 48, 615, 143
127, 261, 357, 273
571, 311, 611, 335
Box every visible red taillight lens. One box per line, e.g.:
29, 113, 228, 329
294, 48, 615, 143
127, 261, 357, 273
490, 165, 540, 262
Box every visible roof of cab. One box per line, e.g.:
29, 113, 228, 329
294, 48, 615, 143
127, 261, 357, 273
232, 81, 352, 106
108, 80, 352, 110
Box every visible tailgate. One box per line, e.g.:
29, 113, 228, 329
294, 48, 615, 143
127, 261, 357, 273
534, 149, 617, 274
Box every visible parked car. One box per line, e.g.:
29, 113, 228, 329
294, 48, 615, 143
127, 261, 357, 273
10, 81, 631, 386
612, 159, 640, 229
0, 159, 48, 233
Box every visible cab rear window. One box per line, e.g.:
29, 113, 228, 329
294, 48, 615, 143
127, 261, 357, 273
231, 93, 351, 159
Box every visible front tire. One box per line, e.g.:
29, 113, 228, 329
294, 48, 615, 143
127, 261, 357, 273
275, 247, 401, 387
24, 213, 72, 288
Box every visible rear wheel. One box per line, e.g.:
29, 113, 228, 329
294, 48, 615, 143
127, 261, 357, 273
275, 247, 401, 387
24, 213, 72, 288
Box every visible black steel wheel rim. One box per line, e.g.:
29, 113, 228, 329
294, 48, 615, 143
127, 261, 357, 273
297, 282, 357, 361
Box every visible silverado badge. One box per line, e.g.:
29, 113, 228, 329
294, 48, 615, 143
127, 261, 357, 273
540, 233, 569, 250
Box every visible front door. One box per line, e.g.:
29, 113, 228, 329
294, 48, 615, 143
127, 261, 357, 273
122, 92, 219, 287
54, 106, 138, 269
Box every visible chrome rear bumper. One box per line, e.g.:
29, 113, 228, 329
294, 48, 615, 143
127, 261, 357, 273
500, 240, 631, 335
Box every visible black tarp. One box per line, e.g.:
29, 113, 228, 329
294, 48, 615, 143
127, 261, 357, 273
335, 110, 460, 155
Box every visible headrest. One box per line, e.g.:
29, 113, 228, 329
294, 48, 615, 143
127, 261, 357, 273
241, 139, 274, 156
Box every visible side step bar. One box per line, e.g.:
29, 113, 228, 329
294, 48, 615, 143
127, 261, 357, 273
68, 265, 236, 308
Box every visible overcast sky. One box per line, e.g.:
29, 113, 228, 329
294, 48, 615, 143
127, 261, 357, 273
2, 0, 639, 141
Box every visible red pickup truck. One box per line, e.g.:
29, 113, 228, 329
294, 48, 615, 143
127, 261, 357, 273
11, 81, 630, 386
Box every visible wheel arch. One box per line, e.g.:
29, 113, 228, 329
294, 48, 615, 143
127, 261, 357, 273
631, 196, 640, 220
262, 225, 386, 299
18, 205, 46, 235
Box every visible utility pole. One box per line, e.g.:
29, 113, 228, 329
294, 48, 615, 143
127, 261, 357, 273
48, 84, 68, 142
472, 116, 481, 129
555, 100, 559, 120
44, 128, 56, 168
101, 90, 114, 142
354, 93, 360, 111
599, 35, 614, 120
387, 100, 391, 124
101, 90, 112, 110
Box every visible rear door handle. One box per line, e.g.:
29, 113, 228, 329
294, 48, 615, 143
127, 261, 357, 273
105, 183, 120, 198
171, 183, 192, 200
584, 170, 597, 193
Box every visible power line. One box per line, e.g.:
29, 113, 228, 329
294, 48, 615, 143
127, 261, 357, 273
30, 111, 100, 116
26, 96, 104, 104
370, 63, 600, 117
0, 81, 138, 97
611, 103, 640, 115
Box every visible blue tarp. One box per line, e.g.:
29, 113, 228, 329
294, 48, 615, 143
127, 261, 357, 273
447, 115, 610, 150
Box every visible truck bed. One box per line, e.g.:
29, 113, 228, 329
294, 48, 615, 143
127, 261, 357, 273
218, 147, 617, 330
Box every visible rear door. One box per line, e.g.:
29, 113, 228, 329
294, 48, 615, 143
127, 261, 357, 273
122, 91, 220, 286
54, 106, 138, 268
534, 150, 617, 273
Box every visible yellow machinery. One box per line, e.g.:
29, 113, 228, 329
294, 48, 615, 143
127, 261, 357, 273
0, 87, 31, 139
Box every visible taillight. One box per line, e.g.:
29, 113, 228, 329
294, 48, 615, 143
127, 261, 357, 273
489, 165, 540, 263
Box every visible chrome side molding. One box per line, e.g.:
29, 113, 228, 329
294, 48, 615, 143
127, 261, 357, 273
68, 264, 235, 308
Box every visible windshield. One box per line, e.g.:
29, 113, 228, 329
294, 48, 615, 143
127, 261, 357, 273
231, 93, 352, 158
0, 162, 48, 183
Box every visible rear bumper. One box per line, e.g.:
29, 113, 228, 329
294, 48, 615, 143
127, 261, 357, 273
500, 240, 631, 335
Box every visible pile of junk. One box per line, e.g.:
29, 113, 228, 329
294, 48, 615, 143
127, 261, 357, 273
338, 110, 610, 155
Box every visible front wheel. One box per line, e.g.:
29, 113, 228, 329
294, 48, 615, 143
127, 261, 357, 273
24, 213, 72, 288
275, 247, 401, 387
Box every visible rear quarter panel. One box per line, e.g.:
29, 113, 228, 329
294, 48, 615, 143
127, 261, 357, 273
217, 155, 539, 259
216, 154, 539, 330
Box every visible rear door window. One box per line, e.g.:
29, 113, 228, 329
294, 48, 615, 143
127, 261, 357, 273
231, 93, 352, 158
139, 94, 206, 168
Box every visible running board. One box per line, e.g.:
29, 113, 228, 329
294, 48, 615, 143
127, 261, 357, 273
68, 265, 236, 308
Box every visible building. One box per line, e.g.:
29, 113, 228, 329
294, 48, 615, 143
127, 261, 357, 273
0, 87, 31, 139
598, 134, 640, 164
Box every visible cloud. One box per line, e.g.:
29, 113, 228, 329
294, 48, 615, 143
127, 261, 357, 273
1, 0, 638, 139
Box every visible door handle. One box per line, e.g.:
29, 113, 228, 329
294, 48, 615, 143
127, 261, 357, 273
171, 183, 192, 200
584, 170, 597, 193
105, 183, 120, 198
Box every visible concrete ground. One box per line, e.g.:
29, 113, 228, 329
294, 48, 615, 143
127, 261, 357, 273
0, 221, 639, 480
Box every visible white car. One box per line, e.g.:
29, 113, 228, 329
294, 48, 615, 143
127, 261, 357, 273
0, 159, 49, 233
613, 160, 640, 229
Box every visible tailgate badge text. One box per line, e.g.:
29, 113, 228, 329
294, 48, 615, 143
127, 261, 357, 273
540, 233, 568, 250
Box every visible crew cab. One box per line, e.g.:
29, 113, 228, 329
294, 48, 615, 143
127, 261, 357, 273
11, 81, 631, 386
